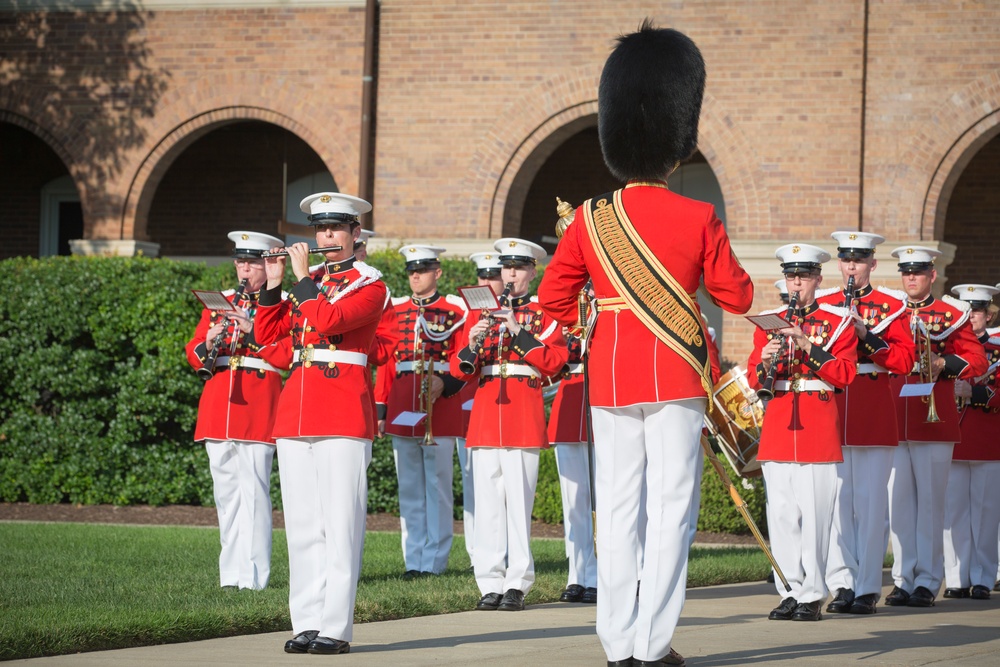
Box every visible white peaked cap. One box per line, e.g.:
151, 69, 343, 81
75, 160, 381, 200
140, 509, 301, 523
830, 230, 885, 256
774, 279, 788, 294
494, 237, 547, 264
299, 192, 372, 222
470, 251, 502, 271
951, 283, 1000, 305
890, 245, 942, 269
399, 245, 446, 266
227, 230, 285, 257
775, 243, 831, 271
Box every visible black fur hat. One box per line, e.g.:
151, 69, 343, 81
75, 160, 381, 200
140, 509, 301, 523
598, 20, 706, 182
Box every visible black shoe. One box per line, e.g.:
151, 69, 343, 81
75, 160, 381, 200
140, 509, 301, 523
970, 585, 991, 600
581, 586, 598, 604
766, 570, 775, 584
994, 580, 1000, 592
848, 593, 878, 614
402, 569, 422, 580
607, 660, 633, 667
475, 592, 503, 610
943, 587, 970, 599
906, 586, 935, 607
497, 588, 525, 611
768, 596, 798, 620
826, 587, 855, 613
560, 584, 585, 602
885, 585, 910, 606
284, 630, 319, 653
306, 637, 350, 655
635, 648, 686, 666
791, 600, 823, 621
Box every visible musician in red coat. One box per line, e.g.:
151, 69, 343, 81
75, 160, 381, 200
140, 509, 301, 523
255, 192, 387, 656
944, 284, 1000, 601
815, 232, 916, 616
884, 246, 988, 609
451, 238, 568, 612
185, 230, 292, 591
377, 245, 469, 577
749, 243, 858, 622
538, 24, 753, 666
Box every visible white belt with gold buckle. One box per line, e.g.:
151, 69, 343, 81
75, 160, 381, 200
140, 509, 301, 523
396, 360, 448, 374
773, 378, 834, 393
214, 356, 278, 373
857, 362, 888, 374
481, 363, 539, 379
293, 349, 368, 367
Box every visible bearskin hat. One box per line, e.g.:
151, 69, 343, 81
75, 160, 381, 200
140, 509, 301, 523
598, 20, 706, 182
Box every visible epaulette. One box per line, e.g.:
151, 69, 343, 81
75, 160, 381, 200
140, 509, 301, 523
870, 286, 909, 334
445, 294, 469, 311
759, 304, 788, 316
927, 295, 970, 340
222, 288, 236, 297
875, 285, 908, 302
817, 303, 854, 351
391, 295, 409, 307
941, 294, 971, 312
308, 262, 323, 273
530, 295, 539, 303
814, 286, 841, 299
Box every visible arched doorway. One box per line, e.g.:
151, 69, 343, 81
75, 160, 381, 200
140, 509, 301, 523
146, 121, 332, 259
941, 132, 1000, 290
0, 123, 79, 259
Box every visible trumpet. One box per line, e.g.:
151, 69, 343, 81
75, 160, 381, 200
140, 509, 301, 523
197, 278, 248, 381
259, 245, 344, 258
458, 282, 513, 375
914, 319, 942, 423
418, 353, 437, 446
757, 290, 800, 401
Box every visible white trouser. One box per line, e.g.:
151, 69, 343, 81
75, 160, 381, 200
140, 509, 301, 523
592, 399, 705, 664
277, 437, 371, 641
764, 461, 838, 604
470, 447, 540, 595
944, 460, 1000, 589
554, 442, 597, 588
205, 439, 275, 590
826, 447, 894, 597
888, 441, 954, 594
392, 435, 455, 573
456, 437, 475, 561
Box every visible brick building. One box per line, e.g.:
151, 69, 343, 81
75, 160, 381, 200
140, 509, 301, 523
1, 0, 998, 363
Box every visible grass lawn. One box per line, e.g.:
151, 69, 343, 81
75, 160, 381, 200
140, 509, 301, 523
0, 522, 771, 660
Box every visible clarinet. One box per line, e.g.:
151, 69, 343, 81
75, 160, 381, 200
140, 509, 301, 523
458, 282, 513, 375
843, 275, 856, 310
197, 278, 249, 381
756, 289, 800, 401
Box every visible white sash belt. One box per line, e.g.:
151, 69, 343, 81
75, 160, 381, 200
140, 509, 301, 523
773, 378, 834, 393
857, 362, 888, 374
481, 363, 540, 379
292, 349, 368, 366
396, 360, 449, 374
214, 356, 278, 373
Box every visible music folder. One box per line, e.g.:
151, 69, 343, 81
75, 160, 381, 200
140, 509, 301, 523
458, 285, 510, 316
191, 290, 240, 314
745, 313, 792, 331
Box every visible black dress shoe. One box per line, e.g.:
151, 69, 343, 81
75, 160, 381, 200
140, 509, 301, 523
607, 659, 633, 667
970, 585, 991, 600
581, 586, 598, 603
884, 585, 910, 606
560, 584, 585, 602
791, 600, 823, 621
307, 637, 350, 655
475, 592, 503, 610
768, 596, 798, 620
635, 648, 686, 666
402, 569, 422, 580
826, 587, 855, 613
943, 587, 970, 599
906, 586, 935, 607
497, 588, 525, 611
848, 593, 878, 614
284, 630, 318, 653
994, 580, 1000, 592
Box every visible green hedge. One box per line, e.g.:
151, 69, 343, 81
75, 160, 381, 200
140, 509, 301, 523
0, 252, 765, 535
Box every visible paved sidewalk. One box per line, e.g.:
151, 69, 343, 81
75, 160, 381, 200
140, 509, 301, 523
13, 574, 1000, 666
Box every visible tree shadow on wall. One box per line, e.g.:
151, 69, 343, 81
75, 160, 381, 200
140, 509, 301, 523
0, 1, 170, 207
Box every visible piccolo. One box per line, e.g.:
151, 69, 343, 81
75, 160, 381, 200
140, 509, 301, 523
259, 245, 344, 258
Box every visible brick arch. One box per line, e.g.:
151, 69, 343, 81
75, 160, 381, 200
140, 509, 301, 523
121, 73, 358, 240
0, 110, 76, 174
464, 70, 770, 240
878, 70, 1000, 241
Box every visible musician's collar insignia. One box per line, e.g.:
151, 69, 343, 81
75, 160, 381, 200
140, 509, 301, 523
791, 302, 820, 319
411, 292, 439, 307
907, 295, 934, 309
854, 283, 873, 298
325, 257, 356, 273
510, 294, 531, 309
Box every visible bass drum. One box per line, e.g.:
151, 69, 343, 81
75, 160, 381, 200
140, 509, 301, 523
708, 365, 765, 478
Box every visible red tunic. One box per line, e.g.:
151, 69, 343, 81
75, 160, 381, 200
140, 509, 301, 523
368, 297, 400, 430
816, 284, 916, 447
253, 258, 388, 440
547, 335, 588, 445
379, 292, 469, 439
748, 302, 858, 463
538, 181, 753, 407
896, 295, 988, 444
185, 288, 293, 444
451, 295, 569, 448
954, 331, 1000, 461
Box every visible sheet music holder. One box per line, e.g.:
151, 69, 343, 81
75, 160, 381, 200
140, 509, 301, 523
191, 290, 240, 314
458, 285, 510, 316
745, 313, 793, 331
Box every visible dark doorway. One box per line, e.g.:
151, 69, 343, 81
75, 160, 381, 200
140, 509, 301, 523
58, 201, 84, 256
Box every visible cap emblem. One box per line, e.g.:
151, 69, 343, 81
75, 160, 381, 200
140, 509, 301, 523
509, 241, 517, 248
907, 248, 914, 254
791, 246, 800, 254
848, 233, 857, 240
409, 247, 416, 253
320, 195, 332, 203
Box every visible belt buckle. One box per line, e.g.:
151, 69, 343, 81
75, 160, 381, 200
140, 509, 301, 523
229, 355, 243, 370
302, 348, 314, 368
792, 378, 804, 393
499, 360, 509, 379
413, 358, 424, 375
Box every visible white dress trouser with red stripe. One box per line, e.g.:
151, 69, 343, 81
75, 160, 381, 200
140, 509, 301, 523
277, 437, 371, 642
392, 435, 455, 574
764, 461, 838, 603
205, 439, 275, 590
554, 442, 597, 588
889, 441, 954, 594
456, 437, 475, 561
944, 460, 1000, 589
825, 446, 894, 598
470, 447, 539, 595
591, 398, 705, 664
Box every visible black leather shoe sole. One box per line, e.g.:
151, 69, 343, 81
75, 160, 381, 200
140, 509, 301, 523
283, 630, 319, 653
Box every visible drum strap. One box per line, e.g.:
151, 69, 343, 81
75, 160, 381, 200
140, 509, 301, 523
582, 190, 713, 406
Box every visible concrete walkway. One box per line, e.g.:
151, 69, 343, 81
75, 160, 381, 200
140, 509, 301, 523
13, 574, 1000, 666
